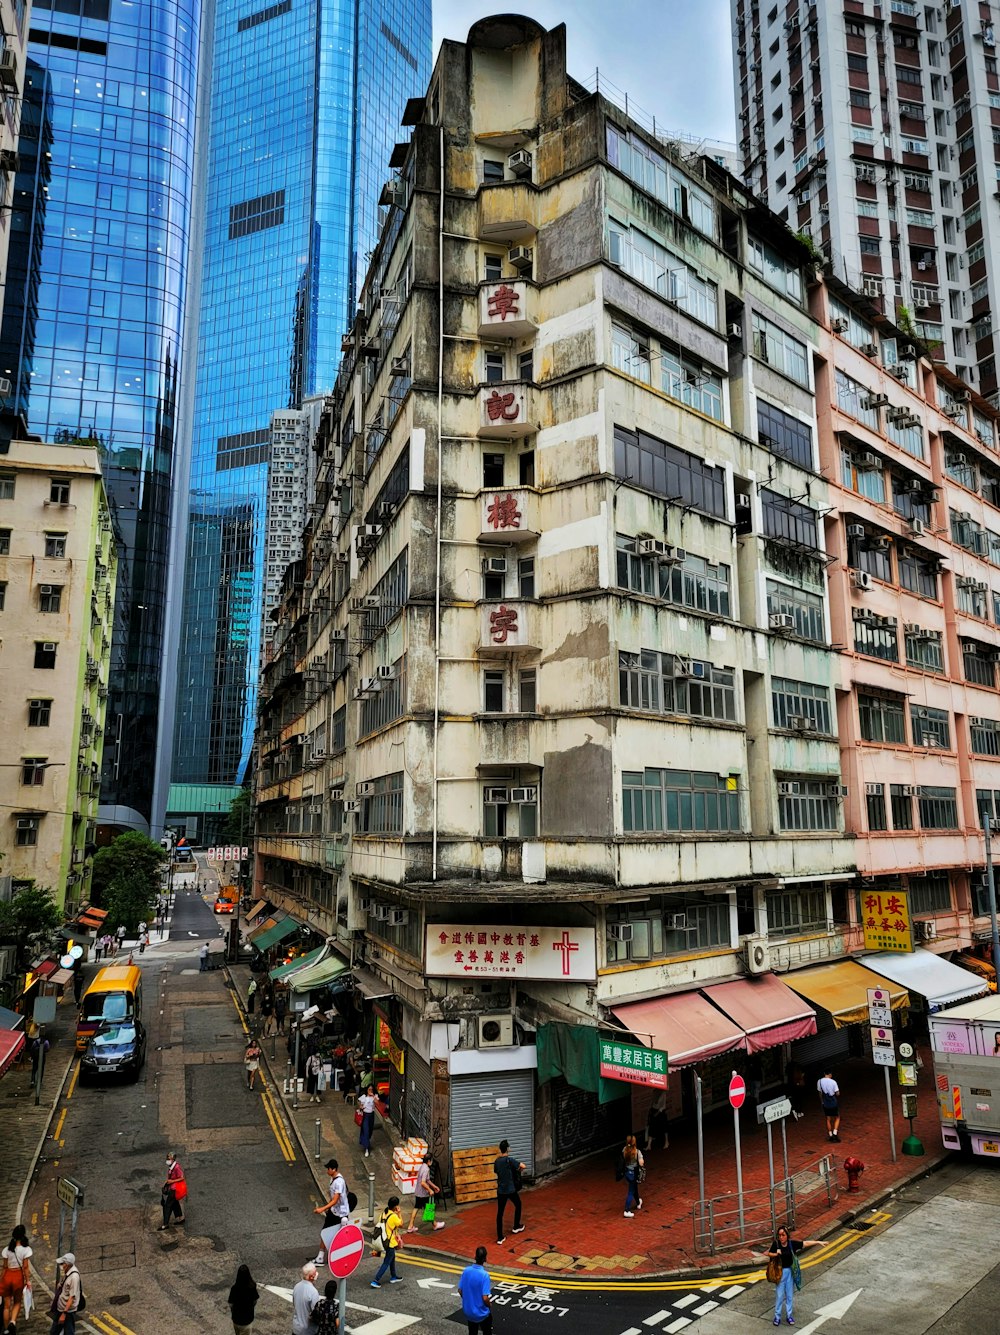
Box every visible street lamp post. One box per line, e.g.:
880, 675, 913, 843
981, 807, 1000, 973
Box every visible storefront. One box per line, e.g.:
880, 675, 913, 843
449, 1050, 536, 1172
857, 948, 987, 1013
784, 958, 909, 1067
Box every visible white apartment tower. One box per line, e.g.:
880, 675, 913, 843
732, 0, 1000, 400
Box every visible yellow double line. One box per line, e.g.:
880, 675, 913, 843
89, 1313, 138, 1335
228, 983, 295, 1162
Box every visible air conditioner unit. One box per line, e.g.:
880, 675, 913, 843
16, 818, 34, 831
390, 356, 410, 375
945, 404, 964, 419
728, 323, 743, 339
312, 746, 327, 760
850, 570, 871, 590
39, 584, 53, 595
745, 936, 770, 975
0, 48, 17, 88
857, 452, 882, 471
510, 786, 537, 803
0, 377, 10, 396
638, 538, 668, 558
831, 317, 850, 333
909, 518, 927, 536
357, 896, 373, 913
673, 657, 707, 679
388, 909, 409, 927
483, 556, 507, 575
357, 524, 383, 540
826, 783, 849, 797
769, 613, 795, 631
484, 786, 510, 804
736, 492, 752, 510
921, 736, 941, 748
788, 714, 816, 732
507, 149, 532, 176
608, 922, 634, 942
42, 641, 56, 653
669, 913, 689, 930
343, 800, 361, 814
901, 785, 920, 797
378, 501, 397, 520
900, 343, 917, 360
847, 524, 866, 539
917, 918, 938, 941
374, 664, 396, 682
356, 780, 376, 796
862, 342, 880, 357
478, 1014, 515, 1048
330, 786, 345, 801
866, 782, 884, 796
777, 781, 801, 795
508, 246, 533, 271
870, 536, 891, 552
373, 904, 390, 921
862, 394, 889, 409
309, 804, 323, 815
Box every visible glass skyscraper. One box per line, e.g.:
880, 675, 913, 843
168, 0, 430, 805
0, 0, 202, 833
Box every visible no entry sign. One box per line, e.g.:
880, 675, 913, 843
729, 1072, 746, 1110
323, 1223, 365, 1280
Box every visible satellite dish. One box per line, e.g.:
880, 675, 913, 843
69, 945, 84, 960
60, 954, 74, 969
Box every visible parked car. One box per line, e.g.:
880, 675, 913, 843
80, 1018, 147, 1082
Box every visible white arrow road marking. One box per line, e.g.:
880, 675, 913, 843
794, 1288, 864, 1335
416, 1277, 455, 1291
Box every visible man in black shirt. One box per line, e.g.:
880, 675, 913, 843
493, 1139, 526, 1244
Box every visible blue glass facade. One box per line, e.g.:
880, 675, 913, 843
0, 0, 202, 830
171, 0, 430, 789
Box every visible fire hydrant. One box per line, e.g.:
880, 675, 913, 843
844, 1155, 865, 1193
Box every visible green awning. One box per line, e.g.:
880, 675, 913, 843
269, 946, 327, 982
248, 915, 280, 943
251, 916, 299, 952
290, 955, 350, 993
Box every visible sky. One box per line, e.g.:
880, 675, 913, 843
432, 1, 736, 145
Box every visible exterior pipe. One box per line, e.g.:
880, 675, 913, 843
431, 122, 445, 882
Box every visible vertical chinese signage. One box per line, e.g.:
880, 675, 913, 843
861, 889, 912, 953
598, 1037, 668, 1089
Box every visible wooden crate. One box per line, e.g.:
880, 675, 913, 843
452, 1144, 500, 1204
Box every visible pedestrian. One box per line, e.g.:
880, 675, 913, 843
768, 1225, 822, 1325
493, 1139, 526, 1244
29, 1034, 49, 1083
72, 968, 84, 1006
306, 1051, 322, 1104
370, 1196, 403, 1288
618, 1134, 644, 1217
312, 1159, 349, 1265
291, 1264, 320, 1335
406, 1152, 445, 1234
103, 933, 113, 959
358, 1085, 376, 1157
50, 1253, 82, 1334
158, 1152, 187, 1230
1, 1223, 32, 1335
94, 937, 103, 964
247, 978, 257, 1015
227, 1263, 259, 1334
244, 1038, 262, 1091
199, 943, 209, 972
260, 990, 274, 1035
786, 1062, 806, 1122
116, 923, 126, 954
310, 1280, 340, 1335
457, 1245, 493, 1335
817, 1069, 841, 1142
645, 1091, 669, 1151
139, 931, 149, 955
138, 919, 148, 938
274, 991, 286, 1034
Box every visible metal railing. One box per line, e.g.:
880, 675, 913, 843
692, 1153, 838, 1256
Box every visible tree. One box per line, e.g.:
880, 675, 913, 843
91, 832, 167, 904
0, 884, 62, 966
219, 787, 252, 845
103, 872, 155, 936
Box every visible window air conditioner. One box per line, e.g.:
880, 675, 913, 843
309, 804, 323, 815
901, 785, 920, 796
850, 570, 871, 590
769, 613, 795, 631
478, 1014, 515, 1048
356, 780, 376, 796
508, 246, 533, 271
16, 818, 34, 830
669, 913, 689, 930
862, 343, 880, 357
608, 922, 634, 942
375, 665, 396, 680
745, 936, 770, 975
909, 518, 927, 536
826, 784, 849, 797
788, 714, 816, 731
831, 318, 850, 333
916, 919, 938, 942
39, 585, 53, 595
343, 800, 361, 814
777, 781, 801, 795
0, 48, 17, 88
389, 909, 409, 927
312, 746, 326, 760
507, 149, 532, 176
484, 786, 510, 804
728, 323, 744, 339
856, 452, 881, 471
865, 782, 884, 796
390, 356, 410, 375
42, 641, 56, 652
510, 786, 537, 803
862, 394, 889, 409
483, 557, 508, 574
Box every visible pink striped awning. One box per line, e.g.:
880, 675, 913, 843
703, 974, 817, 1054
0, 1029, 25, 1077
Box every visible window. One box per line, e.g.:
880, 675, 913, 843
850, 530, 893, 583
0, 473, 13, 499
484, 783, 538, 837
605, 906, 666, 962
28, 699, 50, 731
607, 219, 718, 324
971, 715, 1000, 756
835, 369, 880, 430
518, 557, 535, 598
853, 611, 898, 661
485, 351, 505, 384
484, 670, 505, 713
963, 642, 996, 687
766, 579, 825, 643
14, 815, 39, 847
751, 312, 809, 385
44, 532, 67, 558
482, 159, 505, 182
911, 704, 950, 749
362, 550, 408, 642
778, 779, 840, 831
606, 125, 716, 236
611, 322, 651, 383
616, 536, 731, 616
331, 706, 346, 754
0, 528, 9, 555
771, 677, 833, 733
909, 873, 952, 914
747, 234, 803, 302
33, 642, 57, 669
359, 658, 406, 737
518, 350, 533, 383
39, 585, 62, 614
484, 253, 503, 281
766, 886, 827, 935
842, 449, 886, 504
49, 477, 71, 505
0, 581, 4, 610
897, 548, 937, 598
761, 489, 819, 549
519, 451, 534, 486
890, 784, 914, 830
859, 692, 906, 743
918, 785, 958, 829
482, 564, 504, 600
659, 342, 723, 420
622, 768, 742, 833
619, 650, 737, 722
613, 426, 727, 517
904, 627, 943, 672
867, 789, 888, 831
228, 189, 285, 239
519, 669, 536, 713
483, 453, 505, 487
360, 772, 403, 834
21, 757, 46, 786
757, 400, 813, 468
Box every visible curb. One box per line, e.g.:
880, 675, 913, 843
14, 1046, 78, 1224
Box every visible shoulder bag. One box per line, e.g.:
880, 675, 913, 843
765, 1255, 783, 1284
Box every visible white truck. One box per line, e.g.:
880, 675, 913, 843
929, 993, 1000, 1158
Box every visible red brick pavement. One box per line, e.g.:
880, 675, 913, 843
405, 1049, 946, 1277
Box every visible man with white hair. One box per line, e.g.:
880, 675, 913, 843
292, 1262, 320, 1335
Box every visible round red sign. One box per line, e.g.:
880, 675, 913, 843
729, 1073, 747, 1110
325, 1223, 365, 1280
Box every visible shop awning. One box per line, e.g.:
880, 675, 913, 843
269, 946, 327, 982
246, 898, 269, 921
0, 1007, 23, 1031
76, 907, 107, 930
352, 966, 395, 1001
50, 968, 74, 989
0, 1028, 25, 1077
858, 949, 987, 1012
248, 915, 279, 942
704, 974, 818, 1053
290, 955, 350, 993
785, 959, 909, 1028
611, 990, 745, 1068
32, 960, 56, 980
250, 917, 300, 951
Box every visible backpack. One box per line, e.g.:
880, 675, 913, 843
374, 1209, 390, 1252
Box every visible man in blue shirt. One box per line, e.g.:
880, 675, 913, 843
457, 1246, 493, 1334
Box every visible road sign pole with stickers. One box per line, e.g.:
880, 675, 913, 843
54, 1177, 84, 1287
868, 989, 897, 1163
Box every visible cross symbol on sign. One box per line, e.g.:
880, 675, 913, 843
552, 930, 579, 976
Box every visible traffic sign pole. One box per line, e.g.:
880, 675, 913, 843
884, 1068, 897, 1163
729, 1072, 746, 1242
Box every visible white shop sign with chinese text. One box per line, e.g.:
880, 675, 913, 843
425, 925, 597, 980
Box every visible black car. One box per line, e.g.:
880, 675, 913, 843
80, 1018, 147, 1082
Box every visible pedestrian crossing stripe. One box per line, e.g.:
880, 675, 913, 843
619, 1283, 746, 1335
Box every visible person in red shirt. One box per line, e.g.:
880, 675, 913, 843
159, 1152, 187, 1230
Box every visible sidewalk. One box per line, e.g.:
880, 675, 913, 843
228, 942, 949, 1278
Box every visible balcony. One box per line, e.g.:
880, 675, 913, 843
477, 280, 537, 341
478, 182, 537, 245
477, 487, 539, 544
479, 600, 539, 657
478, 381, 535, 438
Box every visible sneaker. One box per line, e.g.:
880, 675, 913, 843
788, 1320, 795, 1326
774, 1319, 781, 1327
314, 1255, 326, 1266
389, 1276, 404, 1284
511, 1225, 525, 1234
405, 1227, 418, 1234
433, 1221, 446, 1230
637, 1199, 643, 1210
370, 1281, 381, 1289
623, 1210, 635, 1218
496, 1237, 506, 1245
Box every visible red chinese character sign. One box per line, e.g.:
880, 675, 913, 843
486, 492, 522, 531
425, 925, 597, 981
487, 284, 520, 321
862, 889, 912, 953
485, 389, 521, 423
489, 605, 519, 644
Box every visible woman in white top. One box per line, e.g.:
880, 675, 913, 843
0, 1224, 32, 1332
358, 1087, 377, 1157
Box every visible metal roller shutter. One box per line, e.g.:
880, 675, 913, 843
389, 1058, 405, 1129
551, 1074, 631, 1165
449, 1069, 534, 1172
405, 1049, 433, 1142
791, 1013, 850, 1070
